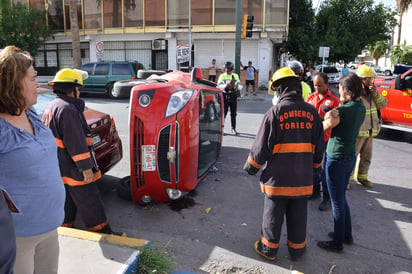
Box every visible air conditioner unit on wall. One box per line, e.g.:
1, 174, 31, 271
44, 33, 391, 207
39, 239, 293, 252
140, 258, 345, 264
152, 40, 166, 50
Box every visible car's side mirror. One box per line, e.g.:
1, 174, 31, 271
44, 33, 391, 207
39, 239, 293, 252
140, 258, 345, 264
394, 75, 404, 90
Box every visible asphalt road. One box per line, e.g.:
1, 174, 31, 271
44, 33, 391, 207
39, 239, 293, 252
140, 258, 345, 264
81, 90, 412, 274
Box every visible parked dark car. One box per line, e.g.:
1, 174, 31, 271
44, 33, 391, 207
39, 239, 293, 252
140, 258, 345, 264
34, 92, 123, 174
79, 61, 143, 98
111, 69, 168, 98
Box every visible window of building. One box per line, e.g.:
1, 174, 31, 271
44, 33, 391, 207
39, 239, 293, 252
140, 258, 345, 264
266, 0, 288, 26
29, 0, 43, 9
104, 0, 122, 28
243, 0, 262, 25
47, 1, 64, 31
168, 0, 188, 27
84, 0, 101, 29
124, 0, 143, 27
214, 0, 236, 25
145, 0, 165, 26
192, 1, 212, 25
63, 0, 83, 30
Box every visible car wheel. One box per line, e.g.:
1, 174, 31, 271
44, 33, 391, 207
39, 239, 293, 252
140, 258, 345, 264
107, 82, 118, 99
117, 176, 132, 201
205, 102, 217, 122
384, 70, 392, 76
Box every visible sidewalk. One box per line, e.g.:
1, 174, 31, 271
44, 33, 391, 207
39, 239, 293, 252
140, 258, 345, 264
57, 227, 150, 274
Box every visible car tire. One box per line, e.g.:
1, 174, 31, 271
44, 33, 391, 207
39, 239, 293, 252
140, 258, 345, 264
384, 70, 392, 76
107, 82, 118, 99
117, 176, 133, 201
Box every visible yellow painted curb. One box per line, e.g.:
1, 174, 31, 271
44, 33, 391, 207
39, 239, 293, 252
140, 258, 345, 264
58, 227, 150, 249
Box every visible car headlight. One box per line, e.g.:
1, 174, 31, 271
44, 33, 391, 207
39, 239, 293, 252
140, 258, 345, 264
165, 89, 193, 118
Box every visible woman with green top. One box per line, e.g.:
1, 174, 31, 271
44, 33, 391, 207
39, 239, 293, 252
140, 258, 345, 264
317, 72, 366, 252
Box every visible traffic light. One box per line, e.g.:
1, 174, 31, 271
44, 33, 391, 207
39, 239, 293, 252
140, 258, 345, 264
242, 14, 254, 38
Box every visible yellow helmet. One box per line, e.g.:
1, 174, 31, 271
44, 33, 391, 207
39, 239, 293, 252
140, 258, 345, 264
270, 67, 296, 90
49, 68, 87, 86
356, 65, 374, 78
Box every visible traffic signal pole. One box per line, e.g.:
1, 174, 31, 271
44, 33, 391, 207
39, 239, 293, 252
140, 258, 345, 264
235, 0, 242, 75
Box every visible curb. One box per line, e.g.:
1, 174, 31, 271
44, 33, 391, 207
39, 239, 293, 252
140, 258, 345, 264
58, 227, 150, 274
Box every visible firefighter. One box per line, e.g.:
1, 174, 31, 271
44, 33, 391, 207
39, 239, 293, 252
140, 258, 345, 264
288, 60, 312, 100
244, 67, 324, 261
42, 68, 124, 235
350, 65, 388, 188
217, 61, 243, 135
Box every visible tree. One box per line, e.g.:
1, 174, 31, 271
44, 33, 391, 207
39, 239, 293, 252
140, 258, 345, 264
391, 41, 412, 65
283, 0, 318, 66
367, 40, 388, 65
396, 0, 412, 45
0, 0, 55, 57
314, 0, 397, 63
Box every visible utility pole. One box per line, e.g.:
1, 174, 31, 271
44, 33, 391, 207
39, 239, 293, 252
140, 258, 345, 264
188, 0, 192, 68
235, 0, 242, 75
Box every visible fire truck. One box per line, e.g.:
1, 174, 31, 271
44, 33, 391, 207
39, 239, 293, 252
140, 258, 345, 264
374, 68, 412, 132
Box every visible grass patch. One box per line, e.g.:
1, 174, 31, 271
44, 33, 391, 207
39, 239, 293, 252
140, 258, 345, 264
134, 244, 174, 274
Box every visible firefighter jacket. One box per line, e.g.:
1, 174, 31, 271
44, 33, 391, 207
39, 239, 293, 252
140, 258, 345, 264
42, 94, 101, 186
244, 92, 325, 198
358, 89, 388, 137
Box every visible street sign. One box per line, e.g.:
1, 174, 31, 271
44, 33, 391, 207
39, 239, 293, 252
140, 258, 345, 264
96, 41, 104, 61
319, 46, 330, 58
177, 45, 190, 64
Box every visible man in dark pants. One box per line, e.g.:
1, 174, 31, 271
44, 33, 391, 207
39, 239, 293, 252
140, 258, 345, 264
244, 67, 324, 261
217, 61, 243, 135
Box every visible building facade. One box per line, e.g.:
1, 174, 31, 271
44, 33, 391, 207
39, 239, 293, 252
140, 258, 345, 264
19, 0, 289, 87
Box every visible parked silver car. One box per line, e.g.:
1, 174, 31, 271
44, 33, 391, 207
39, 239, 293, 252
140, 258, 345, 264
316, 65, 340, 84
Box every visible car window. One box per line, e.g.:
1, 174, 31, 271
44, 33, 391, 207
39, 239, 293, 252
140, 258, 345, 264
323, 67, 338, 73
95, 63, 110, 75
81, 63, 95, 75
112, 63, 132, 75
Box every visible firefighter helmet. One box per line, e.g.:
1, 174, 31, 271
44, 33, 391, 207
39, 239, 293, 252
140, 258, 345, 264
224, 61, 234, 70
270, 67, 297, 91
287, 60, 304, 74
49, 68, 88, 86
356, 65, 374, 78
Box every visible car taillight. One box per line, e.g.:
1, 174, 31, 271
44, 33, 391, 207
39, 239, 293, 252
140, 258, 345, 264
131, 76, 136, 80
111, 118, 117, 131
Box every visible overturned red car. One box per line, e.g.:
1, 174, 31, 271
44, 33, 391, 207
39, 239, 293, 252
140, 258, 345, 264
124, 68, 224, 204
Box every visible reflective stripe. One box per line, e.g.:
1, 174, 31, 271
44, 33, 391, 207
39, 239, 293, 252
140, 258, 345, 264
260, 183, 313, 197
313, 162, 322, 168
61, 170, 102, 186
86, 137, 93, 146
261, 235, 279, 249
357, 173, 368, 180
272, 143, 315, 154
72, 152, 91, 162
87, 220, 109, 232
55, 138, 65, 148
365, 108, 378, 115
247, 155, 262, 169
61, 221, 75, 228
287, 239, 306, 249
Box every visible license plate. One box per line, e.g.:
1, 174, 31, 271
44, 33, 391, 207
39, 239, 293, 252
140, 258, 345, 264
92, 134, 101, 146
142, 145, 156, 171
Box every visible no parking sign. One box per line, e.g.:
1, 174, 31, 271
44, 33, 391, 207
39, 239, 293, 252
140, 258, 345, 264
96, 41, 104, 61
